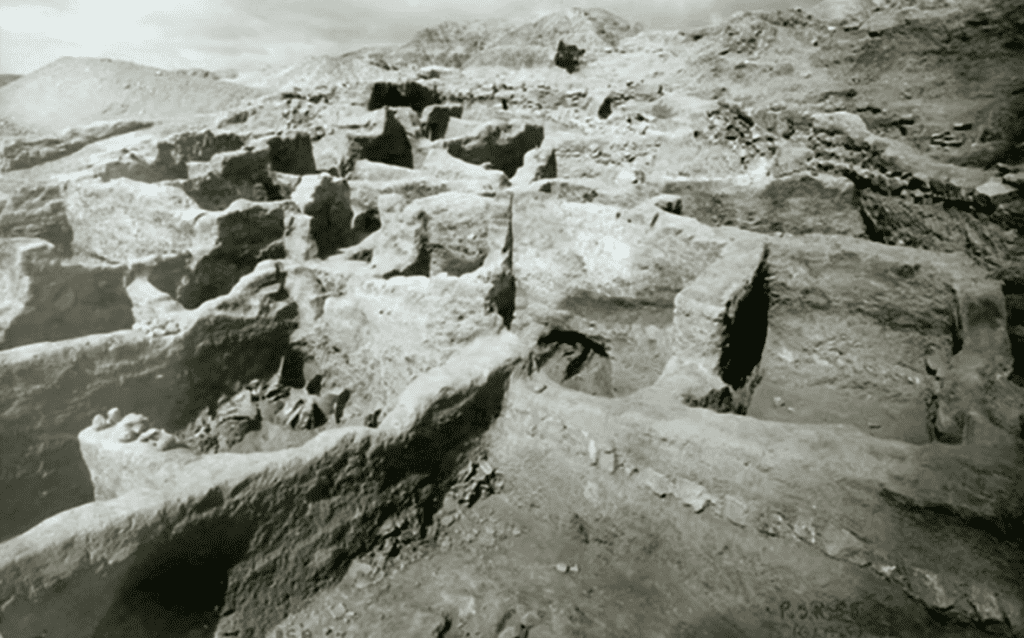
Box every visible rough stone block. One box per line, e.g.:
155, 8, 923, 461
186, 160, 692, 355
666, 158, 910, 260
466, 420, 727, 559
0, 238, 133, 350
663, 172, 864, 236
284, 212, 318, 261
422, 103, 464, 140
935, 281, 1024, 445
403, 191, 511, 276
63, 177, 202, 262
290, 173, 354, 255
975, 178, 1019, 207
177, 199, 289, 308
370, 195, 430, 277
443, 120, 545, 177
811, 111, 871, 147
510, 145, 557, 186
421, 147, 509, 190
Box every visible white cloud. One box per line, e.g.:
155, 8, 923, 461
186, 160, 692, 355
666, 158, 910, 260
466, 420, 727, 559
0, 0, 203, 71
0, 4, 61, 32
0, 1, 161, 43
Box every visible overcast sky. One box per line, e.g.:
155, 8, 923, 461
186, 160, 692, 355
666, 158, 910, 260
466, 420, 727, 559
0, 0, 816, 75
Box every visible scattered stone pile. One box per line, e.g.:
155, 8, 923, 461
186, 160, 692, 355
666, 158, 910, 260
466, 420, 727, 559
90, 408, 182, 450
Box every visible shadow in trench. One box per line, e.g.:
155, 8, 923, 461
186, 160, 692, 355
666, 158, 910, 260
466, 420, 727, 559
532, 330, 614, 397
0, 433, 95, 543
719, 261, 770, 390
92, 516, 257, 638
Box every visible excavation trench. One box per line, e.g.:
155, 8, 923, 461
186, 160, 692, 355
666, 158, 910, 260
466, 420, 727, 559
531, 328, 674, 401
718, 261, 770, 391
0, 254, 394, 540
0, 333, 524, 638
4, 15, 1024, 636
532, 270, 771, 410
536, 295, 676, 398
367, 82, 441, 113
0, 266, 297, 541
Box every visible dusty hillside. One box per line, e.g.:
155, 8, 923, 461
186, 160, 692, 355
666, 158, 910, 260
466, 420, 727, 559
0, 57, 262, 134
231, 49, 406, 92
464, 8, 642, 68
390, 18, 525, 69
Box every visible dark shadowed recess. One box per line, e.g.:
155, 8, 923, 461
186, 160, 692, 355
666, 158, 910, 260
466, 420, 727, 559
361, 112, 414, 168
533, 330, 614, 397
0, 433, 95, 543
555, 41, 585, 73
1002, 280, 1024, 385
177, 250, 288, 312
719, 262, 770, 390
367, 82, 441, 113
444, 123, 544, 177
92, 515, 258, 638
702, 261, 770, 415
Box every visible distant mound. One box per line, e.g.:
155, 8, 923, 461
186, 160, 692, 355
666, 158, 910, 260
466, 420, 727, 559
806, 0, 871, 24
232, 8, 642, 87
390, 18, 522, 69
464, 8, 642, 68
0, 57, 262, 133
233, 48, 403, 91
386, 8, 640, 70
497, 7, 640, 49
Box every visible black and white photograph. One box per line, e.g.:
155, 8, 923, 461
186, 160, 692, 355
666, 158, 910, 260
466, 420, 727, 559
0, 0, 1023, 635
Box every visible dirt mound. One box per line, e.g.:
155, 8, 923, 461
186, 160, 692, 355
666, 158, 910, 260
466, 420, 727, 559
464, 8, 642, 69
390, 18, 523, 69
0, 57, 263, 134
499, 7, 640, 49
233, 49, 404, 92
245, 8, 641, 86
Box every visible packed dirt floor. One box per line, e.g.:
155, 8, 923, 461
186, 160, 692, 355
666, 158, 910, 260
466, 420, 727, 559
264, 379, 997, 638
1, 0, 1024, 636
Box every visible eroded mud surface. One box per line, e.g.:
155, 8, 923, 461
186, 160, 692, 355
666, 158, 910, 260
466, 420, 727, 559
1, 1, 1023, 636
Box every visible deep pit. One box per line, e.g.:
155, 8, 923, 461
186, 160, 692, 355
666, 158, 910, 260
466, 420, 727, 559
718, 262, 769, 392
550, 294, 676, 397
534, 330, 614, 396
367, 82, 441, 113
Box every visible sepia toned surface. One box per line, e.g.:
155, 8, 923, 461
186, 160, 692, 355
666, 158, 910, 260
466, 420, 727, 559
1, 1, 1023, 636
